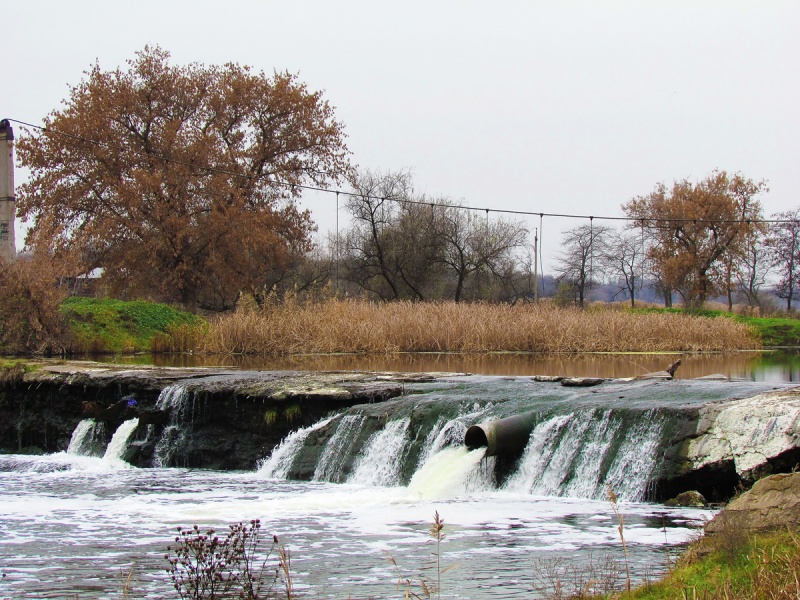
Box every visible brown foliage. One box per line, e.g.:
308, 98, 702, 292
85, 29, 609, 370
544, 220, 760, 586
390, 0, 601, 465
182, 299, 758, 355
623, 171, 766, 308
17, 45, 350, 311
0, 253, 71, 354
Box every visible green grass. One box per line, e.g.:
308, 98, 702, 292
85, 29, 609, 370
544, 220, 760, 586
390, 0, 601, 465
61, 297, 203, 353
626, 530, 800, 600
631, 307, 800, 347
0, 358, 38, 383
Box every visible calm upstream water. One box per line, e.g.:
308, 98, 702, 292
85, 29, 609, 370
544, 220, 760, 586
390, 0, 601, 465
100, 350, 800, 382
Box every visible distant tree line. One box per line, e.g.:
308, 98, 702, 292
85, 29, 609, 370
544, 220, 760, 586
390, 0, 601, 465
553, 172, 800, 312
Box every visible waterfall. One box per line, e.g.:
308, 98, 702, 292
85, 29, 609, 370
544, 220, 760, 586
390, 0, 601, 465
503, 409, 664, 501
241, 381, 672, 501
348, 418, 411, 487
153, 385, 191, 467
408, 446, 490, 499
66, 419, 108, 457
602, 410, 664, 501
258, 416, 336, 479
503, 414, 573, 494
561, 410, 619, 498
103, 419, 140, 464
418, 418, 468, 468
313, 415, 366, 483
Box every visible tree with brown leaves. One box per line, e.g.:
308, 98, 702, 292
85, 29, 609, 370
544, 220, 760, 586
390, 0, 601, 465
0, 252, 71, 354
17, 46, 350, 310
622, 171, 766, 308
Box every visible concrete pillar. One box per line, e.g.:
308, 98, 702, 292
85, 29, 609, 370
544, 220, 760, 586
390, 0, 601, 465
0, 119, 15, 262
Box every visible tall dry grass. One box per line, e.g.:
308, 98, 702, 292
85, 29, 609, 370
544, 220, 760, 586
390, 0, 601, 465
182, 299, 759, 355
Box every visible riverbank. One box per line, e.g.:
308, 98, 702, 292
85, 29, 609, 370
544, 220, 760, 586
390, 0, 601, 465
59, 297, 762, 356
625, 473, 800, 600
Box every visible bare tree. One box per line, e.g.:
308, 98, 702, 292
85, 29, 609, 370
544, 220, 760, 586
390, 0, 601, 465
554, 224, 611, 308
602, 228, 646, 307
342, 170, 529, 302
734, 231, 771, 310
437, 204, 528, 301
767, 210, 800, 311
343, 169, 445, 300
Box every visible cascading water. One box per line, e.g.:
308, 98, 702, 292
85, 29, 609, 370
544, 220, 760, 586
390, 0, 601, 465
7, 375, 779, 598
66, 419, 108, 457
503, 414, 573, 495
503, 409, 664, 501
258, 384, 670, 502
348, 418, 411, 486
408, 446, 491, 499
153, 384, 192, 467
258, 416, 336, 478
312, 414, 366, 482
602, 410, 664, 500
103, 418, 140, 464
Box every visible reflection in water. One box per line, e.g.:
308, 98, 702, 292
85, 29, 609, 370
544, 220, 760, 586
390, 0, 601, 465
95, 350, 800, 381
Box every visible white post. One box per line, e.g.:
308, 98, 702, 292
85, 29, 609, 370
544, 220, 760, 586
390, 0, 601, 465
533, 228, 539, 302
0, 119, 15, 262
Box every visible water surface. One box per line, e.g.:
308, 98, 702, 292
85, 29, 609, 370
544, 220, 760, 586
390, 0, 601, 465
94, 350, 800, 381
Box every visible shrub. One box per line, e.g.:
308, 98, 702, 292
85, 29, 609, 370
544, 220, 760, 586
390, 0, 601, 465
0, 253, 71, 354
165, 520, 293, 599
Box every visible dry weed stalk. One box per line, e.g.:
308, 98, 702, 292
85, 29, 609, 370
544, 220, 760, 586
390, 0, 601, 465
531, 552, 622, 599
121, 564, 134, 598
607, 485, 631, 592
183, 299, 757, 355
386, 511, 456, 600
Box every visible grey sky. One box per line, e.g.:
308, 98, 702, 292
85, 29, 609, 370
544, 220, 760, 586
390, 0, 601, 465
4, 1, 798, 270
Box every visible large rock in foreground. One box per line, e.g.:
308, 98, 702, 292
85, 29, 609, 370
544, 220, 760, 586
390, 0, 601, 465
706, 472, 800, 534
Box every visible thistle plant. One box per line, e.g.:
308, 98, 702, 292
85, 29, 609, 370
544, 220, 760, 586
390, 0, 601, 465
165, 519, 291, 599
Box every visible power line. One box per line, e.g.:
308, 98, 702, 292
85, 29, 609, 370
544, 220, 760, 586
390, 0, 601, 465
7, 117, 799, 226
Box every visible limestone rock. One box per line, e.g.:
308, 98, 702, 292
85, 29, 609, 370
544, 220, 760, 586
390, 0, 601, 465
706, 472, 800, 534
687, 389, 800, 483
532, 375, 564, 382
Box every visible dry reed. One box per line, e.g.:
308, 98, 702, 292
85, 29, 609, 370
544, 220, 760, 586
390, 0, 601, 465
179, 299, 759, 356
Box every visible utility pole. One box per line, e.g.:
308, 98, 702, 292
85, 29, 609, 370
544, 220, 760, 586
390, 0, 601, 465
533, 228, 539, 302
0, 119, 15, 262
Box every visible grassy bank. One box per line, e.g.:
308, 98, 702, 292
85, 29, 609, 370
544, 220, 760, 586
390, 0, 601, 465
635, 307, 800, 348
186, 299, 759, 355
61, 297, 202, 353
626, 529, 800, 600
52, 297, 764, 356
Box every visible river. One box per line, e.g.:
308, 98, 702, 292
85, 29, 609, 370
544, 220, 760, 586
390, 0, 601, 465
0, 452, 709, 599
3, 354, 792, 598
96, 350, 800, 381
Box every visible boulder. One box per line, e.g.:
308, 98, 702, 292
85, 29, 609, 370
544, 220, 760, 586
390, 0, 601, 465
686, 389, 800, 484
665, 490, 708, 507
706, 472, 800, 534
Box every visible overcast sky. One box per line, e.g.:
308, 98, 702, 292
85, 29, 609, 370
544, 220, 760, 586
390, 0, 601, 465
4, 1, 799, 270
